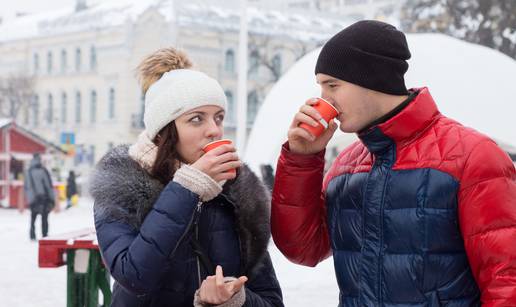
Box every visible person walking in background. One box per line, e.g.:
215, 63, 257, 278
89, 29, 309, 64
90, 47, 283, 307
24, 153, 55, 241
272, 20, 516, 306
65, 170, 78, 209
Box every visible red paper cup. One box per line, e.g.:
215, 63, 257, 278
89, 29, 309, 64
299, 98, 339, 137
202, 139, 237, 173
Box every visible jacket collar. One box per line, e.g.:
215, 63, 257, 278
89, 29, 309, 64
358, 87, 441, 155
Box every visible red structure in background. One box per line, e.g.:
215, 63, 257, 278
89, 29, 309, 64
0, 119, 66, 210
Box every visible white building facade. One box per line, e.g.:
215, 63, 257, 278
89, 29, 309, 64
0, 0, 349, 172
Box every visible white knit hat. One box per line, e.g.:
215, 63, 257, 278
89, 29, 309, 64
144, 69, 227, 139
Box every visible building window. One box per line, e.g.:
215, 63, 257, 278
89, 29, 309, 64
33, 53, 39, 74
249, 50, 259, 76
247, 91, 259, 125
108, 87, 115, 119
32, 95, 39, 127
47, 51, 53, 74
75, 48, 81, 72
225, 90, 235, 125
90, 90, 97, 123
61, 92, 67, 124
225, 49, 235, 72
61, 49, 67, 73
272, 54, 282, 77
90, 46, 97, 70
89, 145, 96, 165
24, 105, 30, 125
107, 142, 114, 151
47, 93, 53, 124
75, 91, 81, 124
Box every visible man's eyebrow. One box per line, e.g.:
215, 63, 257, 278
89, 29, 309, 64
318, 78, 339, 85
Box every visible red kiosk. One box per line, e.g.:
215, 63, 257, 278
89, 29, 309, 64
0, 119, 66, 210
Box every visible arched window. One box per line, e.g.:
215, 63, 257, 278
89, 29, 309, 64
47, 93, 53, 124
61, 92, 67, 124
249, 50, 259, 76
47, 51, 53, 74
33, 53, 39, 74
33, 95, 39, 126
90, 90, 97, 123
61, 49, 67, 73
75, 48, 81, 71
90, 46, 97, 70
247, 91, 259, 125
225, 90, 235, 124
225, 49, 235, 72
108, 87, 115, 119
75, 91, 82, 124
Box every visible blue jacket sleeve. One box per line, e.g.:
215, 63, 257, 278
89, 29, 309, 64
244, 252, 284, 307
94, 181, 199, 295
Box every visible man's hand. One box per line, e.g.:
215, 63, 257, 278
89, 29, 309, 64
288, 98, 338, 155
199, 265, 248, 305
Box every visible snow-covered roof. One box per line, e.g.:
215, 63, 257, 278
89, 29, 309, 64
244, 33, 516, 173
0, 0, 349, 43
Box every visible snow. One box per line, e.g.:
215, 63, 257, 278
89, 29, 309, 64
244, 33, 516, 173
0, 198, 339, 306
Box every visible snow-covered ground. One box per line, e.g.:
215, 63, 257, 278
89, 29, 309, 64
0, 198, 338, 306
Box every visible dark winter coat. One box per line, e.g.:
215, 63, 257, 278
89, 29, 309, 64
24, 157, 55, 213
90, 145, 283, 307
66, 175, 77, 199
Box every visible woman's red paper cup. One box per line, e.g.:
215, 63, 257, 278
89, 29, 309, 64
202, 139, 237, 173
299, 98, 339, 137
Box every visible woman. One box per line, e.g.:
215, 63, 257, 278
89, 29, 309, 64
90, 48, 283, 307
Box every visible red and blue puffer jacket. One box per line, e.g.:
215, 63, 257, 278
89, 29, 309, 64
272, 87, 516, 306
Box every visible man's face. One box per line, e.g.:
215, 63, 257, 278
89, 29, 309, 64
316, 73, 381, 133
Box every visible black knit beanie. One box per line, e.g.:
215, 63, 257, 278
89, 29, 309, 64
315, 20, 411, 95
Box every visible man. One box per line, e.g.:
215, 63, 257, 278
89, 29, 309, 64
271, 20, 516, 306
24, 153, 55, 240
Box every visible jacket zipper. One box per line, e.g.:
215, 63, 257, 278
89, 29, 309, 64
194, 201, 203, 287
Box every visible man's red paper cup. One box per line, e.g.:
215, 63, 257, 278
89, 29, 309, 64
299, 98, 339, 137
202, 139, 237, 173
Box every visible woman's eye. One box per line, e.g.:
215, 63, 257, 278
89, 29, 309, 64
190, 116, 202, 123
215, 114, 224, 123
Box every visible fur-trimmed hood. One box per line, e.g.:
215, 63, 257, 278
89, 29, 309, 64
90, 145, 271, 274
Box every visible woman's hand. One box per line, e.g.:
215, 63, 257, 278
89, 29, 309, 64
199, 265, 248, 305
191, 144, 241, 182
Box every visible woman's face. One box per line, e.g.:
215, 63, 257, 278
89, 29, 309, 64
174, 105, 225, 164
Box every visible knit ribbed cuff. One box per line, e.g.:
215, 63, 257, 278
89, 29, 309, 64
173, 164, 222, 202
193, 277, 246, 307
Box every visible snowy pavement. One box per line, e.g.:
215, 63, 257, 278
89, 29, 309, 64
0, 198, 338, 306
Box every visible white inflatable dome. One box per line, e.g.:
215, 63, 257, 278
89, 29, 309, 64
244, 33, 516, 173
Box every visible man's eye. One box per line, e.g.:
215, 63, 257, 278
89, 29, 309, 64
329, 84, 338, 88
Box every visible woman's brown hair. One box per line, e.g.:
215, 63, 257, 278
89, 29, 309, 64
136, 47, 193, 184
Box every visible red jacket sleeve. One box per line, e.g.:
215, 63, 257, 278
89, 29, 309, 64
458, 140, 516, 306
271, 143, 331, 267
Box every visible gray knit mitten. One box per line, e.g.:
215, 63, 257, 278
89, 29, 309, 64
173, 164, 222, 202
